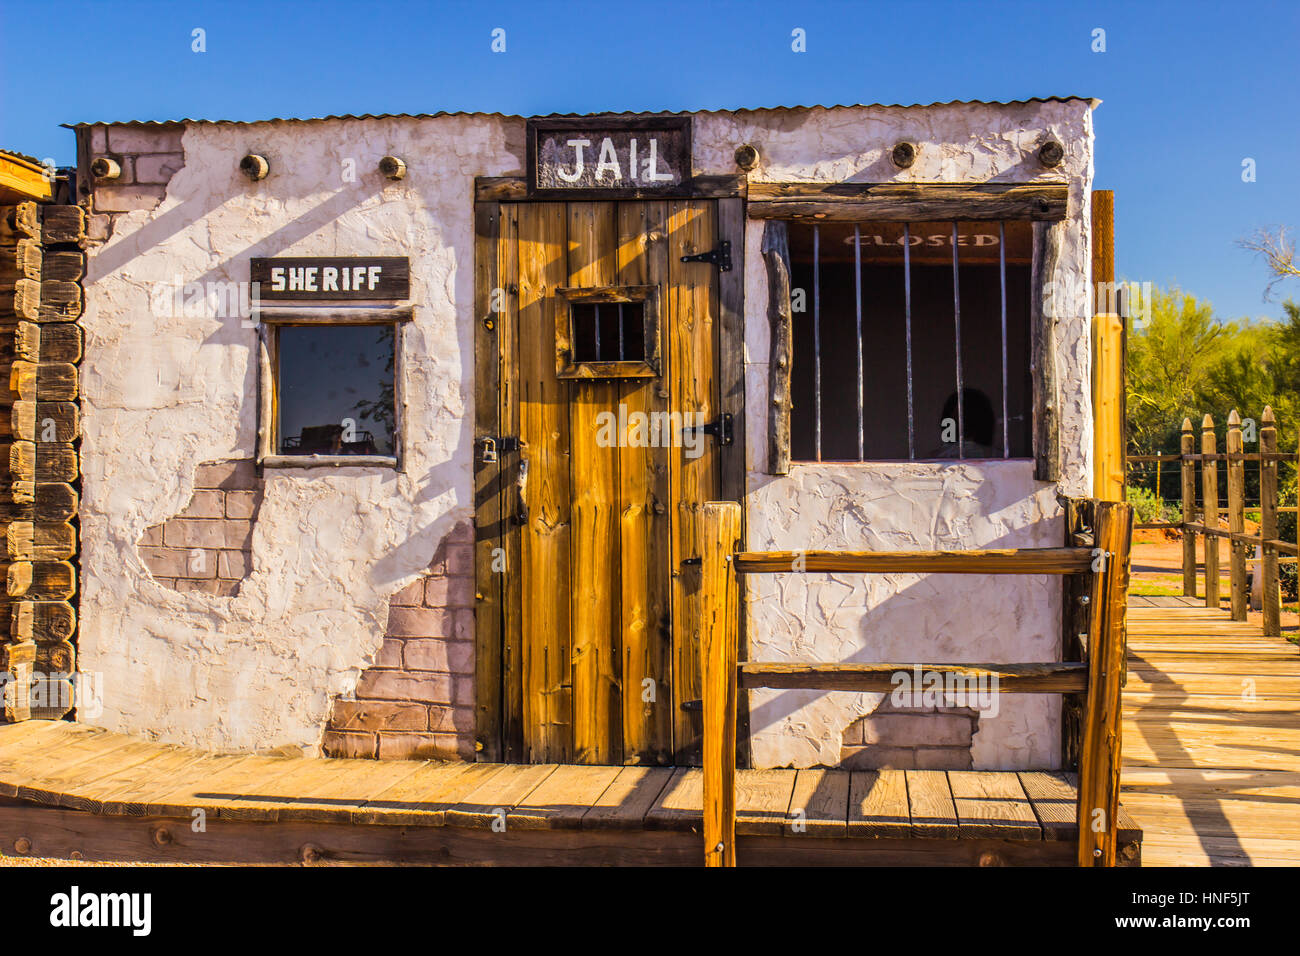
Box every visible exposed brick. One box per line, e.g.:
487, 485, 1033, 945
89, 126, 107, 153
194, 460, 258, 490
322, 730, 376, 759
452, 675, 475, 707
179, 489, 225, 519
95, 184, 165, 213
223, 519, 254, 550
403, 639, 473, 675
376, 732, 463, 761
162, 518, 225, 549
424, 573, 474, 608
211, 580, 241, 598
839, 746, 917, 770
444, 544, 473, 576
224, 490, 259, 519
138, 525, 163, 547
107, 125, 184, 153
218, 550, 250, 579
86, 214, 113, 242
427, 705, 476, 735
140, 545, 190, 577
330, 700, 428, 733
390, 578, 424, 606
133, 153, 184, 184
914, 748, 973, 770
447, 521, 474, 544
840, 719, 864, 746
355, 670, 453, 704
374, 639, 403, 668
386, 605, 455, 639
173, 578, 222, 595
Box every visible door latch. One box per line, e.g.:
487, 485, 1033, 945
679, 239, 732, 272
681, 413, 733, 447
478, 435, 519, 464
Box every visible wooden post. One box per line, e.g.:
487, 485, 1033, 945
1181, 418, 1196, 596
1076, 499, 1132, 866
1260, 406, 1281, 637
1202, 415, 1220, 608
1227, 411, 1247, 621
1091, 191, 1123, 501
701, 501, 741, 867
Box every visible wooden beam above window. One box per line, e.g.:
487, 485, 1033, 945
746, 182, 1069, 222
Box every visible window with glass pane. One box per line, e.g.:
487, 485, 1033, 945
276, 324, 396, 456
788, 220, 1033, 462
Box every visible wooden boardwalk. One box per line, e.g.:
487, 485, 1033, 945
1124, 595, 1300, 865
0, 720, 1139, 866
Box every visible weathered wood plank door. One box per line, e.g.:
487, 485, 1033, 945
478, 199, 727, 766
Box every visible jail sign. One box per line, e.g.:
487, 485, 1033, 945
250, 256, 410, 300
528, 118, 691, 195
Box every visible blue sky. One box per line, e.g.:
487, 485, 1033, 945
2, 0, 1297, 321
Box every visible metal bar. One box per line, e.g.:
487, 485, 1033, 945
952, 222, 964, 457
617, 302, 625, 361
814, 224, 822, 462
854, 223, 864, 460
999, 221, 1009, 458
594, 303, 601, 360
904, 223, 915, 460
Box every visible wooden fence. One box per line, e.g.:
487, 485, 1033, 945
698, 498, 1133, 868
1126, 406, 1298, 637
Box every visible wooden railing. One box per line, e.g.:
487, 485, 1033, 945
1126, 406, 1298, 637
699, 499, 1133, 868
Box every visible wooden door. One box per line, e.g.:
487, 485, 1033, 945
476, 199, 727, 766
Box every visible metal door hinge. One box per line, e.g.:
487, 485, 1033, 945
478, 435, 519, 464
680, 239, 732, 272
682, 412, 733, 446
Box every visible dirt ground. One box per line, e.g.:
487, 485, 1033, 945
1129, 527, 1299, 636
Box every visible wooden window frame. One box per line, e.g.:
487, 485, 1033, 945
256, 306, 412, 470
755, 183, 1066, 481
554, 285, 662, 380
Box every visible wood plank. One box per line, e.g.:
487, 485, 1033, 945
508, 763, 621, 830
734, 547, 1092, 574
147, 755, 306, 821
517, 202, 573, 763
905, 769, 959, 839
847, 769, 911, 837
667, 199, 719, 765
746, 182, 1069, 221
741, 661, 1086, 693
735, 768, 795, 836
352, 761, 498, 825
614, 200, 673, 766
1018, 771, 1078, 841
782, 768, 848, 838
701, 501, 741, 864
498, 205, 524, 762
473, 199, 504, 762
948, 771, 1041, 840
443, 762, 558, 828
645, 766, 704, 831
265, 757, 430, 824
582, 765, 674, 829
36, 742, 187, 811
94, 749, 232, 816
566, 201, 621, 766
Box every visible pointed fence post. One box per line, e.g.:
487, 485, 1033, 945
1227, 411, 1247, 621
1181, 418, 1196, 596
701, 501, 741, 867
1260, 407, 1281, 637
1202, 415, 1220, 608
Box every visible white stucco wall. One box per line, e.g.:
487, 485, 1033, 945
80, 100, 1094, 764
80, 115, 521, 754
694, 100, 1096, 768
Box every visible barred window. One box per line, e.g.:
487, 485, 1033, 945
788, 221, 1034, 462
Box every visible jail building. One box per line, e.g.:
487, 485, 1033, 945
23, 98, 1119, 776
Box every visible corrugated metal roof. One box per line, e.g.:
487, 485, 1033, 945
63, 97, 1099, 128
0, 147, 48, 168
